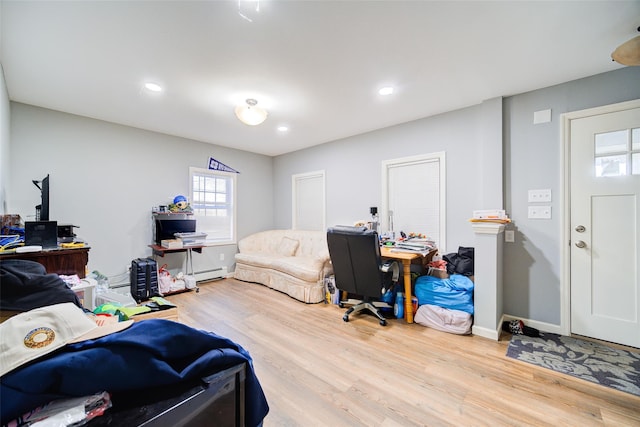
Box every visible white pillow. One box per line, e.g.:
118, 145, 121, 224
277, 237, 299, 256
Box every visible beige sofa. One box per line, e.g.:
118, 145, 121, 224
234, 230, 333, 303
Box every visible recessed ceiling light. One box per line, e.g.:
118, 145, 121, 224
378, 86, 394, 96
277, 126, 289, 132
144, 82, 163, 92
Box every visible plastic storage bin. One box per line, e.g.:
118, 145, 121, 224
95, 290, 137, 308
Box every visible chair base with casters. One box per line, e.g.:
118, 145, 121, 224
340, 297, 391, 326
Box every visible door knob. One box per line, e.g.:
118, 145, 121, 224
575, 225, 586, 233
575, 240, 586, 248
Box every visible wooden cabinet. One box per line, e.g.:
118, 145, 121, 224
0, 247, 90, 278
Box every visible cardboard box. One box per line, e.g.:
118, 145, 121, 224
132, 306, 179, 322
161, 239, 183, 249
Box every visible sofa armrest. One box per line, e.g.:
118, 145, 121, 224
238, 234, 266, 253
315, 249, 330, 262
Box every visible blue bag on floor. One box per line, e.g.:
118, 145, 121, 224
414, 274, 475, 315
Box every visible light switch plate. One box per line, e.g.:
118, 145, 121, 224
528, 189, 552, 203
505, 230, 515, 242
528, 205, 552, 219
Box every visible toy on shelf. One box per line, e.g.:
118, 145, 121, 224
168, 195, 193, 213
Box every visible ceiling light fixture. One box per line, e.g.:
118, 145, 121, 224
238, 0, 260, 22
379, 86, 394, 96
277, 126, 289, 132
611, 26, 640, 66
235, 98, 268, 126
144, 82, 163, 92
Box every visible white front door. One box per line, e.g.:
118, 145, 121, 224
570, 102, 640, 348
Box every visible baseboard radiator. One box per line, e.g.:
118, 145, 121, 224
194, 267, 228, 282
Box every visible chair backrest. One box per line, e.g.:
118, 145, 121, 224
326, 226, 383, 298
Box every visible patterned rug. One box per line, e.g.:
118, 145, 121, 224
506, 332, 640, 397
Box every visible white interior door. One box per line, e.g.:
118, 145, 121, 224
570, 103, 640, 348
381, 152, 446, 249
292, 170, 325, 231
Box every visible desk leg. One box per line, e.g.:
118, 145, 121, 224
186, 248, 194, 276
402, 260, 414, 323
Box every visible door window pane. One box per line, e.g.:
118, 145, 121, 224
632, 128, 640, 151
633, 153, 640, 175
595, 130, 627, 155
595, 155, 627, 177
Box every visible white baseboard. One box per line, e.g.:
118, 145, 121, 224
472, 324, 501, 341
194, 267, 228, 282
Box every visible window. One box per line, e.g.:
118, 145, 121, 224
594, 128, 640, 177
189, 167, 236, 245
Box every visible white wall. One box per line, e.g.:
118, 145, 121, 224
0, 64, 10, 214
9, 103, 273, 280
273, 102, 495, 254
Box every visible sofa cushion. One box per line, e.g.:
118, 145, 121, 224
235, 252, 276, 269
271, 257, 326, 282
277, 237, 299, 257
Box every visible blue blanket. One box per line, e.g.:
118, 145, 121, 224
414, 274, 475, 314
1, 319, 269, 426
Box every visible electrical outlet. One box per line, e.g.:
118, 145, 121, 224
528, 189, 552, 203
219, 253, 225, 261
505, 230, 515, 242
528, 205, 552, 219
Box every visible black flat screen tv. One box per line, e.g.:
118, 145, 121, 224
155, 219, 196, 245
33, 174, 50, 221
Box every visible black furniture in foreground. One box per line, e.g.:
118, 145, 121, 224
326, 226, 397, 326
88, 364, 246, 427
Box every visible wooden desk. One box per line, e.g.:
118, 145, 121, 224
148, 244, 205, 256
0, 246, 90, 278
148, 244, 205, 276
381, 246, 435, 324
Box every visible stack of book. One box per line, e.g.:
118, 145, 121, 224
161, 239, 183, 249
392, 238, 437, 256
469, 209, 511, 224
174, 232, 207, 247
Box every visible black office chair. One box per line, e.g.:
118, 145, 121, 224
326, 226, 399, 326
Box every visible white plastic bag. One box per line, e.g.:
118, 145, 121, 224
184, 275, 197, 289
414, 304, 472, 335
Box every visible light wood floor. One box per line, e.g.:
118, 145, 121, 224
165, 278, 640, 426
